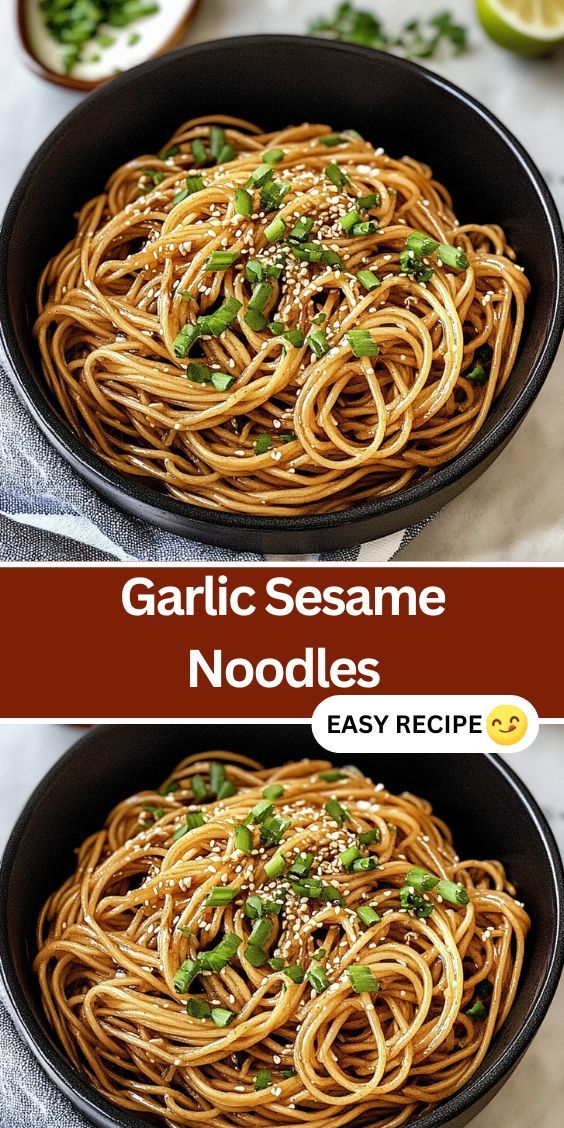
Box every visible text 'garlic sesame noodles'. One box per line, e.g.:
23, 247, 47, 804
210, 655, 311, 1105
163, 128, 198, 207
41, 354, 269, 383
35, 753, 529, 1127
34, 117, 530, 516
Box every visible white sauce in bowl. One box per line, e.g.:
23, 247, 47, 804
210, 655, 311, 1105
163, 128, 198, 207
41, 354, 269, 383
25, 0, 188, 81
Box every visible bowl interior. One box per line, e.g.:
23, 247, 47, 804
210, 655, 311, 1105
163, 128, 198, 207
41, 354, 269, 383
1, 725, 563, 1128
1, 37, 563, 545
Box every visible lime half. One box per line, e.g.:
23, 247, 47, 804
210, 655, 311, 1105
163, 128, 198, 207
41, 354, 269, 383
477, 0, 564, 55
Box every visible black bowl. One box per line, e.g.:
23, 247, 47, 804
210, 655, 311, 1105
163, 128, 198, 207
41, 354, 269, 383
0, 725, 563, 1128
1, 37, 563, 554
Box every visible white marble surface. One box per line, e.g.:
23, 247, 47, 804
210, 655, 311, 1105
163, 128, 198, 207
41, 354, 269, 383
0, 0, 563, 560
1, 723, 563, 1126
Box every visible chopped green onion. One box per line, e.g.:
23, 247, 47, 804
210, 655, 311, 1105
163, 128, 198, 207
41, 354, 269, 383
284, 964, 304, 983
348, 965, 380, 993
313, 949, 327, 961
173, 322, 200, 358
249, 918, 272, 948
263, 784, 285, 800
246, 260, 264, 283
245, 895, 266, 919
217, 144, 235, 164
358, 828, 381, 846
312, 312, 327, 325
319, 134, 345, 146
174, 959, 199, 993
191, 774, 208, 801
142, 804, 164, 820
255, 433, 272, 454
284, 328, 305, 347
264, 216, 287, 243
247, 799, 274, 824
352, 221, 378, 237
247, 163, 274, 188
255, 1069, 271, 1090
198, 932, 241, 972
466, 364, 488, 384
234, 188, 253, 216
399, 884, 434, 919
264, 851, 286, 878
268, 957, 286, 971
319, 770, 345, 782
325, 162, 349, 189
290, 852, 314, 878
244, 945, 268, 967
339, 846, 361, 869
264, 148, 285, 165
249, 282, 273, 312
307, 966, 330, 992
351, 857, 378, 872
217, 778, 236, 800
191, 139, 208, 167
177, 924, 192, 936
436, 879, 470, 906
340, 209, 362, 232
199, 297, 242, 337
173, 175, 205, 206
358, 192, 381, 209
185, 811, 205, 830
205, 886, 238, 908
318, 883, 344, 905
209, 126, 230, 162
399, 249, 434, 283
466, 1000, 488, 1020
186, 998, 211, 1019
290, 216, 315, 241
281, 1069, 297, 1079
347, 329, 379, 357
234, 824, 253, 853
142, 168, 164, 185
406, 867, 440, 892
178, 290, 194, 302
186, 361, 213, 384
269, 321, 286, 335
437, 243, 469, 270
209, 762, 226, 796
261, 180, 291, 212
357, 269, 380, 293
406, 231, 440, 256
307, 330, 330, 358
172, 811, 205, 841
211, 1007, 234, 1026
324, 798, 349, 826
211, 373, 235, 393
260, 816, 292, 847
244, 309, 267, 331
357, 905, 381, 926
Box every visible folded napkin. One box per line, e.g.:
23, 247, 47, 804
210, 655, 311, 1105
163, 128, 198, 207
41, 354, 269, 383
0, 361, 417, 562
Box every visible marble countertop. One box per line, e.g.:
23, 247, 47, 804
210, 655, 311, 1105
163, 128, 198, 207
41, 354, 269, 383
1, 723, 563, 1126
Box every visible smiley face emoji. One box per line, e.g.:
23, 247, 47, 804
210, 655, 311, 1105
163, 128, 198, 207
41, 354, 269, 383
486, 705, 528, 746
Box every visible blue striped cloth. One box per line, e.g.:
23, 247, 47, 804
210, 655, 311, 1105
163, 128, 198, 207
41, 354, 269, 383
0, 359, 415, 562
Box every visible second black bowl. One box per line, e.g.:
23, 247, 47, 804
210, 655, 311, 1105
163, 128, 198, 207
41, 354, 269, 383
1, 37, 563, 553
0, 726, 563, 1128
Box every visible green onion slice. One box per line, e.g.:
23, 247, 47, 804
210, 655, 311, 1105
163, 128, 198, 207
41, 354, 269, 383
348, 965, 380, 993
347, 329, 379, 357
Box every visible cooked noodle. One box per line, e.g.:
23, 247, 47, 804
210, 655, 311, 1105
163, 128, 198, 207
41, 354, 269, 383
35, 753, 529, 1127
34, 117, 530, 516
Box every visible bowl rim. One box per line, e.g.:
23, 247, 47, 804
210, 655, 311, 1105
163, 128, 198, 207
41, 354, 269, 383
1, 34, 563, 536
0, 726, 563, 1128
